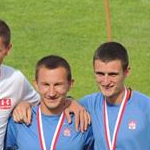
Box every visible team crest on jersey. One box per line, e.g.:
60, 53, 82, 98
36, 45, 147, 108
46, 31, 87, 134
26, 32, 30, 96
128, 120, 136, 130
63, 127, 71, 137
0, 98, 11, 109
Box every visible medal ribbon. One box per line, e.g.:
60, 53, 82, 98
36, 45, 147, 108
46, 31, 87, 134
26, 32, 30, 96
37, 106, 65, 150
103, 88, 130, 150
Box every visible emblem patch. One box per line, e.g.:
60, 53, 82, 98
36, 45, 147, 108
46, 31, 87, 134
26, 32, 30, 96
63, 127, 71, 137
128, 120, 136, 130
0, 98, 11, 109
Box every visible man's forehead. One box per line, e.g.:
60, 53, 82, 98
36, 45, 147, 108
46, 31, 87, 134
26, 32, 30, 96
94, 59, 122, 66
94, 59, 123, 72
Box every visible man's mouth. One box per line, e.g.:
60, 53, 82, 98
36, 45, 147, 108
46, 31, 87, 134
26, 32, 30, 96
45, 96, 58, 101
102, 85, 114, 90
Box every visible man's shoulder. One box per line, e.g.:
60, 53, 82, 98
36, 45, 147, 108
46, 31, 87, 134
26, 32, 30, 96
8, 107, 38, 128
80, 92, 103, 102
1, 64, 23, 78
132, 91, 150, 109
1, 64, 16, 72
132, 91, 150, 100
7, 116, 20, 128
79, 92, 103, 110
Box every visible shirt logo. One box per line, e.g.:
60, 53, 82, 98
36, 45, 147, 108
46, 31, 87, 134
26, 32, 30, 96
128, 120, 136, 130
63, 127, 71, 137
0, 98, 11, 109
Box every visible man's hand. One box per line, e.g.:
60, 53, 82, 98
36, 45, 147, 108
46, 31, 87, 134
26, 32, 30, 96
12, 101, 32, 125
65, 99, 91, 133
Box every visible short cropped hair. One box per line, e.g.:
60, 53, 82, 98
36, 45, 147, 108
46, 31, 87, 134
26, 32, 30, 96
0, 19, 11, 47
93, 41, 129, 71
36, 55, 72, 81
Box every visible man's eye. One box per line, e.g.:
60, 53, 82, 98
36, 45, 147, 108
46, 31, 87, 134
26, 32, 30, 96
109, 73, 118, 77
55, 83, 63, 86
95, 72, 104, 76
42, 83, 49, 86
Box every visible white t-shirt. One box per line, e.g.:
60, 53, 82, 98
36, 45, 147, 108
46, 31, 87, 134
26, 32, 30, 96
0, 64, 40, 150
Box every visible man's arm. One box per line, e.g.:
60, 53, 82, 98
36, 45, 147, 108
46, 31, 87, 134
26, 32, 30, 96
64, 98, 91, 132
12, 101, 32, 125
12, 71, 40, 124
13, 94, 90, 133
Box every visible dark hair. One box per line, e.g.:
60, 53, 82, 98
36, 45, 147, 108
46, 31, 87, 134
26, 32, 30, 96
36, 55, 72, 81
0, 19, 11, 47
93, 41, 129, 71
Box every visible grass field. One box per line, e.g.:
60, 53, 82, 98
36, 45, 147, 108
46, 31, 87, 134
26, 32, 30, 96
0, 0, 150, 98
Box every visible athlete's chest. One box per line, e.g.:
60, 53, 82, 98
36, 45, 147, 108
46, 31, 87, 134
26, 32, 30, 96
91, 102, 150, 150
16, 115, 86, 150
0, 76, 23, 112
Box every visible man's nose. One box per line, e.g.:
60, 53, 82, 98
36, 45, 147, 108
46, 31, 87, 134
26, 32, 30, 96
102, 75, 110, 85
48, 85, 56, 96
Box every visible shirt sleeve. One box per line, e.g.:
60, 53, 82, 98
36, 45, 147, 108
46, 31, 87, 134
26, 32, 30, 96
4, 117, 18, 150
17, 71, 40, 106
83, 125, 94, 150
79, 96, 95, 150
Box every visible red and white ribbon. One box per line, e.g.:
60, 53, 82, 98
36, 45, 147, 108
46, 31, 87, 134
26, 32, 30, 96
37, 106, 65, 150
103, 88, 130, 150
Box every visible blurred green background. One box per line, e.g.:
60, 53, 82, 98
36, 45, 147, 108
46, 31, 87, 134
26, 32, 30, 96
1, 0, 150, 98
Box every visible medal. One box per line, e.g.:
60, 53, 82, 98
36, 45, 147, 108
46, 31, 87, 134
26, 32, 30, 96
37, 106, 65, 150
103, 88, 130, 150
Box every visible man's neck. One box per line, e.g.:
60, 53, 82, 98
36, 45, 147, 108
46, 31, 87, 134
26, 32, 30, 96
106, 88, 126, 105
40, 103, 65, 116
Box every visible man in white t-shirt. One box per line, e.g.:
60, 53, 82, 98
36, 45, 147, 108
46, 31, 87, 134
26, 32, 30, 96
0, 19, 40, 150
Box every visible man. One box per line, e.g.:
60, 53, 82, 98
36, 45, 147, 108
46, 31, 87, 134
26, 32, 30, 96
0, 19, 40, 150
79, 41, 150, 150
0, 19, 90, 150
5, 55, 94, 150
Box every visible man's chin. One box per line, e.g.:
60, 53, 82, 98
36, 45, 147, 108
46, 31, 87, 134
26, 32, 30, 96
101, 91, 114, 98
47, 104, 58, 110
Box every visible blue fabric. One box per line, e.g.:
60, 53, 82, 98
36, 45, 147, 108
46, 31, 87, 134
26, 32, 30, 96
80, 91, 150, 150
5, 107, 94, 150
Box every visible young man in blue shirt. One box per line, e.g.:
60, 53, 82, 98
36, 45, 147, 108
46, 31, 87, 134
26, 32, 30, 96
80, 41, 150, 150
5, 55, 94, 150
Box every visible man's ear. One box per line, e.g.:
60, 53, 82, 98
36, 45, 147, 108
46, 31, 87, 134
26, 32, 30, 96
124, 66, 131, 77
33, 80, 38, 91
68, 79, 74, 91
5, 43, 12, 55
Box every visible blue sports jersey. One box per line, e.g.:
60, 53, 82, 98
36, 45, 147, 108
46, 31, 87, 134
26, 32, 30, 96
80, 91, 150, 150
4, 107, 94, 150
